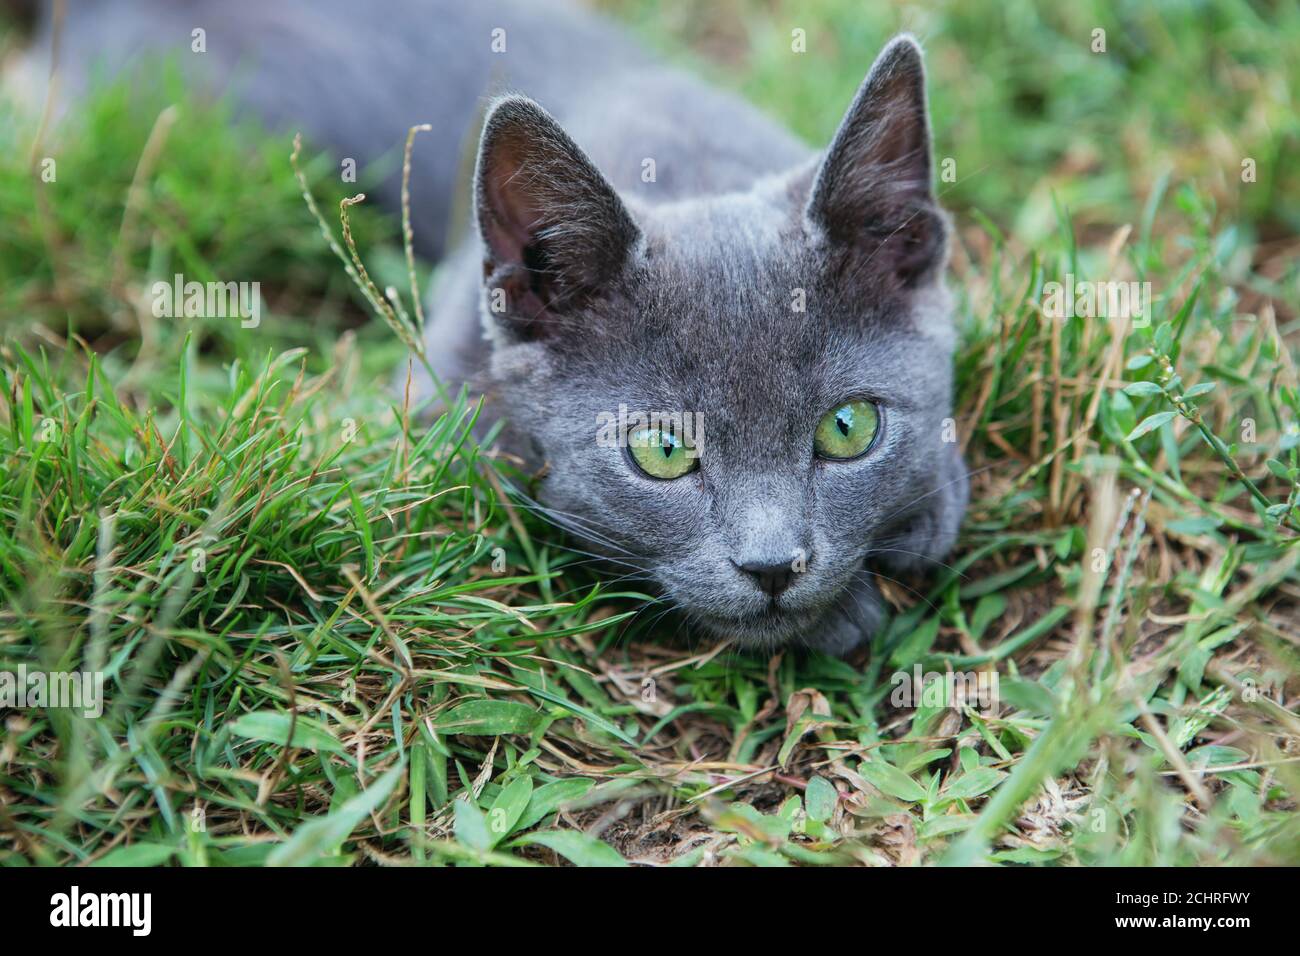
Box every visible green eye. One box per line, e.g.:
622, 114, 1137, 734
814, 399, 880, 460
628, 427, 699, 480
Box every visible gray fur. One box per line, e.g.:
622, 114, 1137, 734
23, 0, 968, 655
445, 30, 968, 656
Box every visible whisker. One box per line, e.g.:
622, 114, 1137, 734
499, 483, 639, 558
851, 567, 942, 617
872, 460, 998, 533
864, 546, 968, 579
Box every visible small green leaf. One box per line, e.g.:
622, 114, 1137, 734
1052, 529, 1074, 561
511, 778, 595, 834
804, 775, 838, 823
859, 758, 929, 803
1126, 410, 1177, 441
999, 678, 1057, 716
941, 767, 1007, 802
1166, 516, 1221, 535
229, 711, 346, 753
1122, 381, 1163, 397
435, 700, 541, 736
512, 830, 627, 867
777, 795, 803, 822
1154, 322, 1173, 354
268, 763, 403, 866
90, 843, 178, 867
453, 797, 493, 852
970, 593, 1006, 641
903, 748, 953, 774
487, 775, 534, 847
1106, 389, 1136, 439
888, 615, 941, 669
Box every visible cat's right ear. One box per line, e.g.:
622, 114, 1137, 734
803, 35, 946, 289
474, 95, 640, 338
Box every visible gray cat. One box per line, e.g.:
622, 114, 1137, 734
20, 0, 967, 655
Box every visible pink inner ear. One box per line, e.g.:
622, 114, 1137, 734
482, 143, 544, 267
474, 97, 642, 324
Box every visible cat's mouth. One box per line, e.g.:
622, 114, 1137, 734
692, 598, 830, 649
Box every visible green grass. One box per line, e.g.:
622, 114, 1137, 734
1, 0, 1298, 866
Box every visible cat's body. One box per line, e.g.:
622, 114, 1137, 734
19, 0, 968, 655
17, 0, 798, 256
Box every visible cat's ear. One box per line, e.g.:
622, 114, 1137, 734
804, 35, 946, 287
474, 95, 640, 337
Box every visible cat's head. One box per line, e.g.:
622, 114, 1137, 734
472, 36, 967, 655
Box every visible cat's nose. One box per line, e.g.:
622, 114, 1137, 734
736, 558, 799, 597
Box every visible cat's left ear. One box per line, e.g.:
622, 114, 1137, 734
804, 35, 946, 287
474, 95, 641, 338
